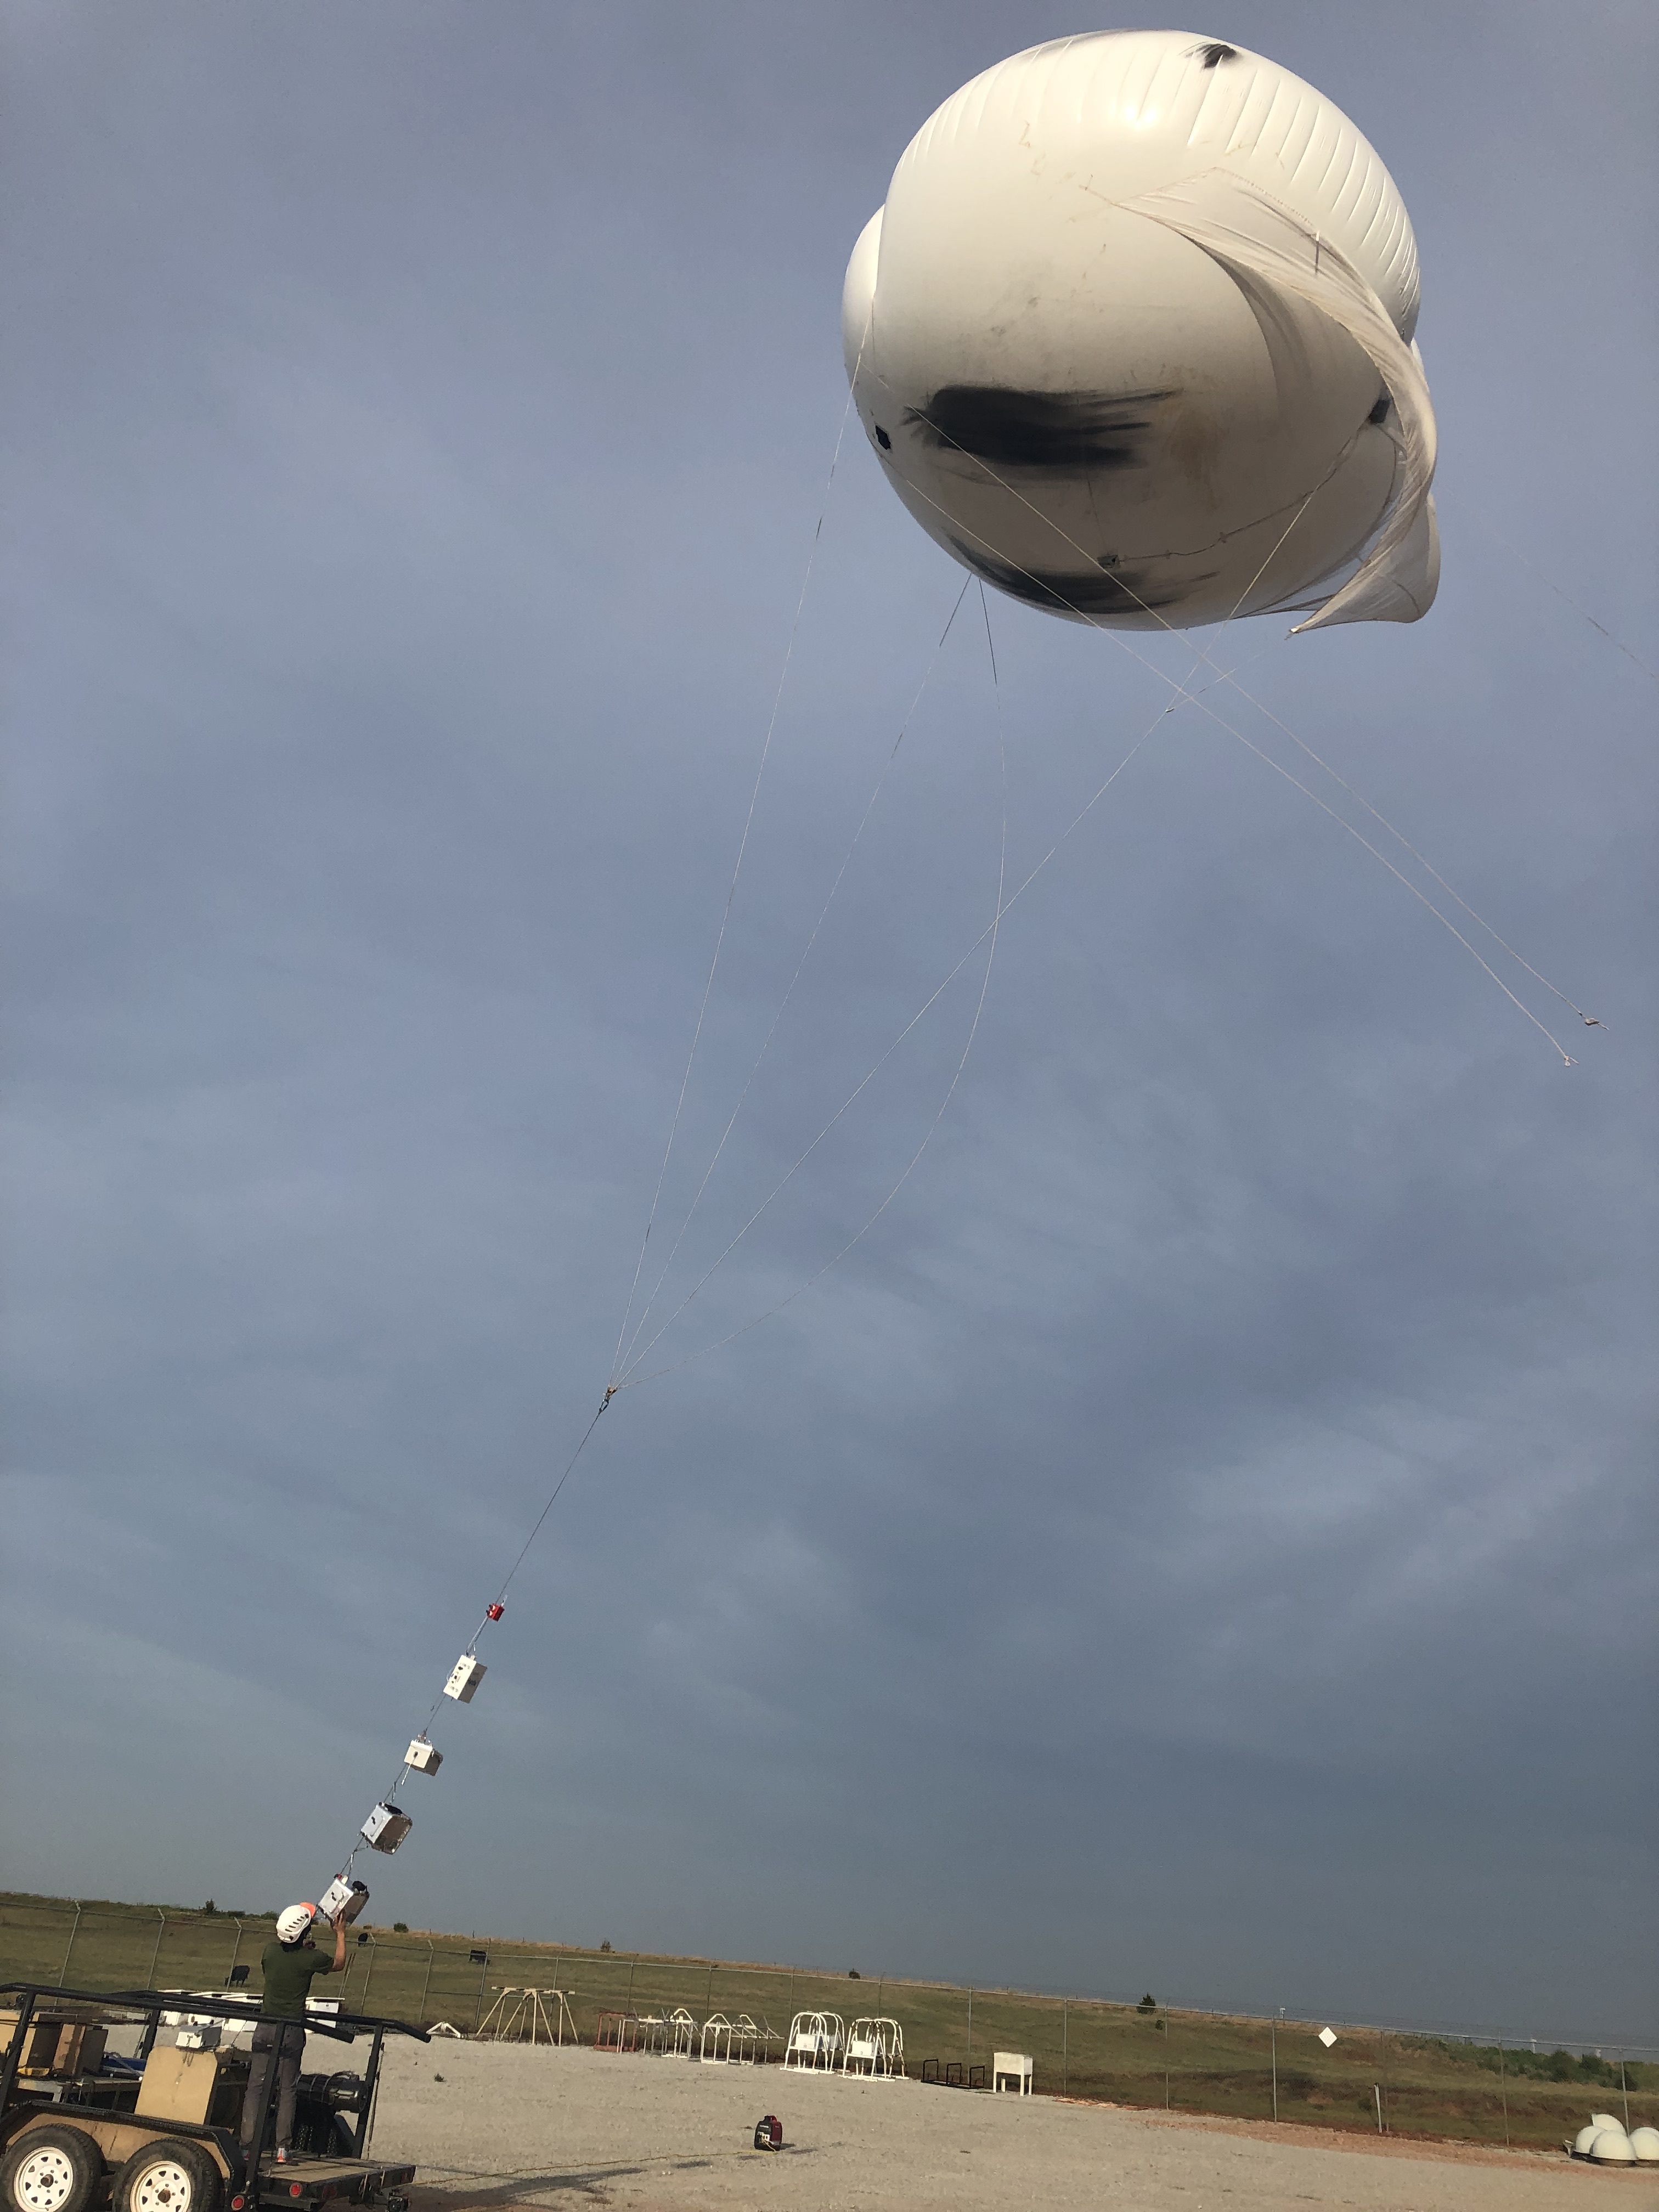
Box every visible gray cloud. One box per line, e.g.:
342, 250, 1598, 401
2, 2, 1654, 2044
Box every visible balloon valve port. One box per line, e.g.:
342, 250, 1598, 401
486, 1603, 504, 1622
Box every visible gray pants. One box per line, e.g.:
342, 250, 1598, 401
241, 2020, 305, 2153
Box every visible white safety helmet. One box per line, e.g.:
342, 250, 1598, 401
276, 1903, 317, 1944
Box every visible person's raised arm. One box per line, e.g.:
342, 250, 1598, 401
329, 1912, 348, 1973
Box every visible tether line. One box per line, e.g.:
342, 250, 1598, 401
1469, 509, 1656, 685
607, 368, 866, 1387
614, 577, 974, 1381
858, 376, 1584, 1066
615, 477, 1312, 1386
337, 372, 873, 1887
1213, 669, 1602, 1027
617, 578, 1014, 1387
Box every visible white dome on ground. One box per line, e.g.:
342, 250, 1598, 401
1590, 2127, 1636, 2164
1574, 2123, 1601, 2155
1628, 2125, 1659, 2162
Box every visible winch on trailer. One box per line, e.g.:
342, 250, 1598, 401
1, 1984, 426, 2212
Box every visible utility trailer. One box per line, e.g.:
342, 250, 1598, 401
1, 1984, 427, 2212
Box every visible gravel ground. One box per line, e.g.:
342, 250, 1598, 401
359, 2038, 1656, 2211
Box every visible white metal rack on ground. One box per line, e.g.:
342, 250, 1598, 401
631, 2007, 697, 2056
843, 2017, 904, 2078
696, 2013, 770, 2065
474, 1987, 576, 2046
783, 2011, 844, 2072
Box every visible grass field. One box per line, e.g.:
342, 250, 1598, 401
3, 1891, 1650, 2153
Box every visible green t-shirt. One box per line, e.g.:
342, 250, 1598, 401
259, 1939, 334, 2021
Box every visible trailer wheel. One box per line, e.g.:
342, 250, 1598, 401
0, 2126, 103, 2212
113, 2141, 221, 2212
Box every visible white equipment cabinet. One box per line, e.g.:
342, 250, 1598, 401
318, 1876, 370, 1926
992, 2050, 1033, 2095
444, 1654, 486, 1702
360, 1801, 413, 1853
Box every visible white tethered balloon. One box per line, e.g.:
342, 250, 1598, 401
843, 31, 1438, 633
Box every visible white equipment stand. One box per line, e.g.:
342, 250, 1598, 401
992, 2050, 1033, 2095
783, 2011, 844, 2072
475, 1987, 576, 2046
667, 2006, 696, 2056
698, 2013, 734, 2064
843, 2017, 904, 2078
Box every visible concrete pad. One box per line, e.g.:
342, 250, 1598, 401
363, 2038, 1644, 2211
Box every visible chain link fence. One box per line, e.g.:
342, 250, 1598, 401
3, 1893, 1652, 2153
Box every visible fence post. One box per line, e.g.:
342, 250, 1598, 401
58, 1904, 83, 1987
1271, 2012, 1277, 2121
419, 1943, 435, 2022
473, 1951, 489, 2032
145, 1910, 167, 1989
1062, 1999, 1068, 2096
1620, 2051, 1629, 2133
1497, 2033, 1509, 2148
966, 1988, 973, 2063
227, 1920, 245, 1987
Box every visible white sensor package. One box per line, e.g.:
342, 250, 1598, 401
318, 1876, 370, 1926
360, 1802, 413, 1854
443, 1654, 486, 1703
405, 1737, 443, 1774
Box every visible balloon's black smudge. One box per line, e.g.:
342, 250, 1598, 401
912, 385, 1177, 476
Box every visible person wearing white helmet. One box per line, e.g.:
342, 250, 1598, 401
239, 1901, 348, 2162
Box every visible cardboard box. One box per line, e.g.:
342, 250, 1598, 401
137, 2047, 225, 2126
1, 2016, 108, 2080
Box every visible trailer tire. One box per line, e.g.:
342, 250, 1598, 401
0, 2126, 104, 2212
113, 2141, 221, 2212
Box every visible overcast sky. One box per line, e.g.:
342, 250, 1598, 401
2, 3, 1654, 2045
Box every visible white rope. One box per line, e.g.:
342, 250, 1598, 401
613, 479, 1316, 1387
1214, 668, 1604, 1028
336, 357, 1286, 1876
614, 578, 973, 1380
863, 377, 1585, 1066
341, 364, 879, 1883
607, 370, 866, 1387
617, 580, 1014, 1389
1469, 509, 1656, 685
